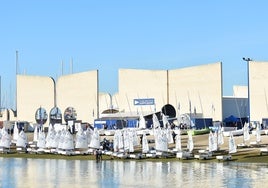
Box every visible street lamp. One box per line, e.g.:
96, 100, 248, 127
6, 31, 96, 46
242, 57, 253, 124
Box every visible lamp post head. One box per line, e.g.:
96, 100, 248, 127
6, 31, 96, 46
243, 57, 253, 62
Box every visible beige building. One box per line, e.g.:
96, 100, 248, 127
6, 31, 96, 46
10, 60, 268, 127
116, 62, 223, 121
57, 70, 98, 124
116, 69, 167, 115
16, 70, 99, 126
17, 75, 55, 125
13, 61, 255, 126
249, 61, 268, 123
168, 62, 222, 121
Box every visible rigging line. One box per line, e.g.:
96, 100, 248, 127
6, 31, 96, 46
125, 94, 132, 116
264, 88, 268, 113
198, 91, 207, 129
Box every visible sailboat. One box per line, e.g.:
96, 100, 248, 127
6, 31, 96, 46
45, 124, 55, 148
12, 122, 19, 143
153, 128, 169, 157
173, 128, 181, 152
62, 131, 74, 150
36, 131, 46, 153
158, 129, 168, 152
85, 127, 94, 147
131, 129, 139, 147
16, 130, 28, 152
49, 129, 60, 153
128, 130, 134, 153
162, 114, 171, 129
237, 122, 250, 148
154, 127, 165, 152
138, 114, 146, 129
136, 114, 149, 135
151, 113, 161, 135
208, 131, 217, 152
129, 130, 147, 159
89, 128, 100, 149
216, 131, 236, 161
0, 128, 11, 152
176, 130, 194, 159
187, 130, 194, 153
250, 122, 261, 146
113, 130, 119, 152
33, 125, 39, 143
112, 129, 128, 158
75, 127, 88, 150
57, 129, 66, 151
256, 123, 261, 144
217, 126, 224, 146
167, 128, 174, 144
123, 129, 130, 152
229, 132, 237, 154
142, 133, 149, 153
112, 129, 124, 154
60, 131, 74, 155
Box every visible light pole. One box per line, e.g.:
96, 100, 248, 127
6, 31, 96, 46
242, 57, 252, 124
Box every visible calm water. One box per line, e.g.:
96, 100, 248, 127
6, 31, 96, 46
0, 158, 268, 188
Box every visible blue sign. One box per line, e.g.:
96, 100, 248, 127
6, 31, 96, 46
134, 98, 155, 105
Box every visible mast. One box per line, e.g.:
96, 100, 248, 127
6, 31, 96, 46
15, 50, 18, 112
97, 70, 99, 119
166, 70, 169, 104
0, 76, 1, 109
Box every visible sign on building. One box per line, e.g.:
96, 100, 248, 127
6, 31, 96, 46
134, 98, 155, 105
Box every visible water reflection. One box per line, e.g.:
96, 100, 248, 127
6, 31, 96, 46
0, 158, 268, 188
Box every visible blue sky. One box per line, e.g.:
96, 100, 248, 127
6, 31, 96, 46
1, 1, 268, 109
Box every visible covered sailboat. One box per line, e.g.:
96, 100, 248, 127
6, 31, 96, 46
62, 131, 74, 151
89, 128, 100, 149
50, 130, 60, 149
155, 128, 168, 152
0, 128, 11, 150
243, 123, 251, 142
256, 123, 261, 143
217, 126, 224, 146
142, 133, 149, 153
75, 127, 88, 150
152, 114, 161, 135
16, 130, 28, 150
37, 131, 46, 152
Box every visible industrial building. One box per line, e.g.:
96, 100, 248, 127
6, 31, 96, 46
2, 61, 268, 128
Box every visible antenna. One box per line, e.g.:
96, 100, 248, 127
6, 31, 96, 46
70, 58, 73, 74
